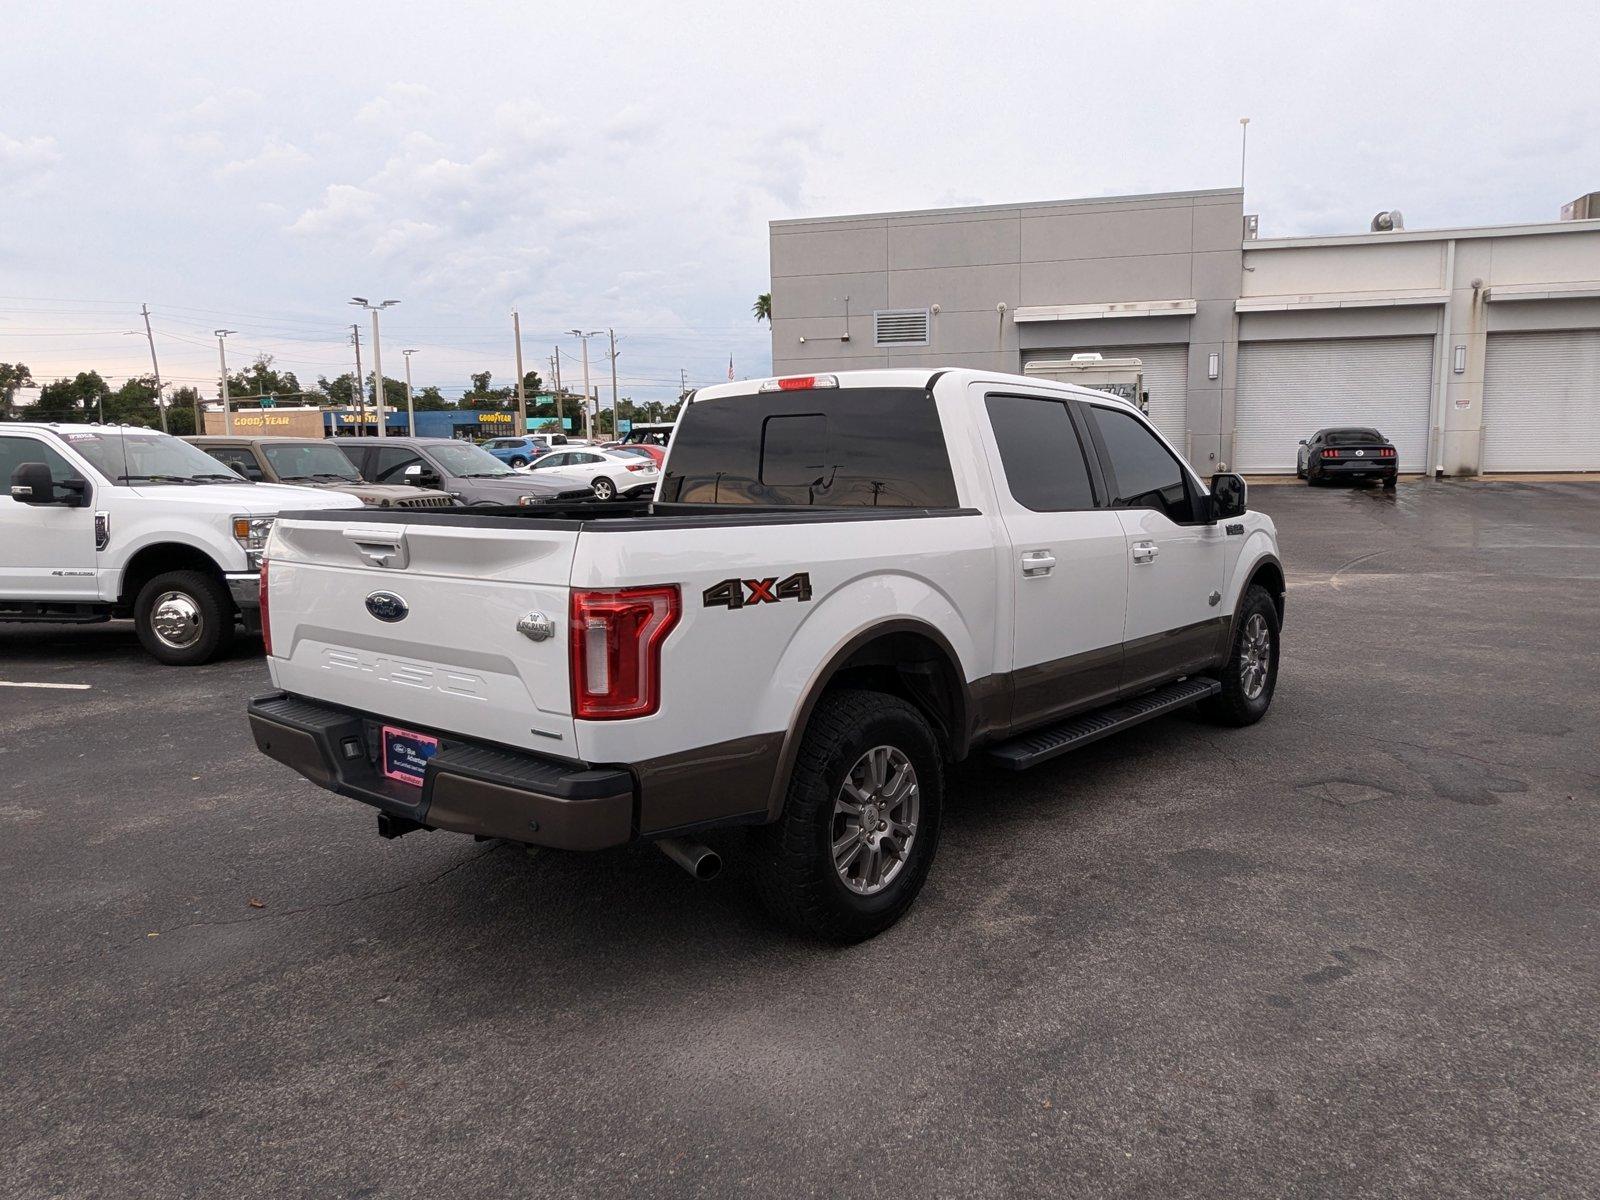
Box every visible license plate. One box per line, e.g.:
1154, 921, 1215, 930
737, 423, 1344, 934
381, 725, 439, 787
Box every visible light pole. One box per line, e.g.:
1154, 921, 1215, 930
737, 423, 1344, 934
351, 298, 399, 437
215, 329, 237, 434
568, 329, 602, 441
402, 348, 418, 437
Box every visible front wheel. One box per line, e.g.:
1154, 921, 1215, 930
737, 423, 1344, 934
133, 569, 236, 666
591, 476, 616, 501
1200, 584, 1279, 726
754, 690, 944, 943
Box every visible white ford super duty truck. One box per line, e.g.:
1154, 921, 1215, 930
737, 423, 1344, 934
249, 369, 1284, 941
0, 423, 361, 664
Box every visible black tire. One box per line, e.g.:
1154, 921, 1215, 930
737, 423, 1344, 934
509, 456, 529, 468
1201, 584, 1279, 726
591, 477, 616, 501
1382, 475, 1397, 490
754, 690, 944, 943
133, 569, 236, 666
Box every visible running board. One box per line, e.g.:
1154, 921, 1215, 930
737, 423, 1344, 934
984, 677, 1221, 771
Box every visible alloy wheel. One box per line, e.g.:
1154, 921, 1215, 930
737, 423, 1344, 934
831, 745, 919, 896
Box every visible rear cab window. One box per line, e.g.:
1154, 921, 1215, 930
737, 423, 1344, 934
660, 387, 958, 507
984, 394, 1098, 511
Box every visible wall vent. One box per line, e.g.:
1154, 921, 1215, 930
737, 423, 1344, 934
873, 308, 930, 347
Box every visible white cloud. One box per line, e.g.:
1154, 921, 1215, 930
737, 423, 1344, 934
0, 131, 61, 195
356, 83, 438, 126
216, 136, 313, 178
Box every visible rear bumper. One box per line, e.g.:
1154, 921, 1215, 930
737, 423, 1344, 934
1316, 461, 1397, 477
247, 692, 634, 850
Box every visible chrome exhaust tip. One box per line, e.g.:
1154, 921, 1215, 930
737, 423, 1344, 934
656, 837, 721, 881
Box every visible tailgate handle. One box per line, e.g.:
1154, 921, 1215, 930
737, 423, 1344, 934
343, 524, 410, 569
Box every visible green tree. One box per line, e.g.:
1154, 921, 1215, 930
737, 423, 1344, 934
1, 362, 35, 417
411, 385, 450, 411
105, 375, 162, 427
36, 371, 112, 422
228, 354, 307, 406
752, 292, 772, 323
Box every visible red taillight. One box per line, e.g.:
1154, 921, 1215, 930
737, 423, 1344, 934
1322, 449, 1341, 459
625, 462, 650, 472
569, 585, 680, 720
259, 560, 273, 657
778, 376, 814, 390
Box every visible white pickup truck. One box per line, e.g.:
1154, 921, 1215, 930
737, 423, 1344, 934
0, 423, 361, 664
248, 369, 1284, 940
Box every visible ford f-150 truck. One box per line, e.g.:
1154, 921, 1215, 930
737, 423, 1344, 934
248, 369, 1284, 941
1, 424, 362, 664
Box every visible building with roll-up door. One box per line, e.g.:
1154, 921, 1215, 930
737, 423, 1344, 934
769, 188, 1600, 475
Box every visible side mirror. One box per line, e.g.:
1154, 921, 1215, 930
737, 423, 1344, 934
1297, 438, 1308, 446
1210, 472, 1247, 521
10, 462, 85, 507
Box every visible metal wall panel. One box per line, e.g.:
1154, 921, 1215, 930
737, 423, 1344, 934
1482, 330, 1600, 472
1235, 336, 1435, 472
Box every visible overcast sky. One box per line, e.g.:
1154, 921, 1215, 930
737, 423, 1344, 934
3, 0, 1596, 406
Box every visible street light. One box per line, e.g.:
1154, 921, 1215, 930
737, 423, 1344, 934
568, 329, 603, 441
215, 329, 237, 434
350, 298, 400, 437
401, 348, 418, 437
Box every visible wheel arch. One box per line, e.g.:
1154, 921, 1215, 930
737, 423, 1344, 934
764, 618, 973, 820
116, 541, 231, 610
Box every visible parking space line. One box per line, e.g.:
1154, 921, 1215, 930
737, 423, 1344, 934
0, 681, 93, 690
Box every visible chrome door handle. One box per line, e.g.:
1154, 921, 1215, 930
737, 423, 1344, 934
1021, 551, 1056, 577
1131, 541, 1159, 564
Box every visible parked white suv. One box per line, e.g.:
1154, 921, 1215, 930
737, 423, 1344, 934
0, 423, 361, 664
248, 370, 1284, 939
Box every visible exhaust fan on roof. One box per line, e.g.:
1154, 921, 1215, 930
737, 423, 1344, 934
1370, 210, 1405, 232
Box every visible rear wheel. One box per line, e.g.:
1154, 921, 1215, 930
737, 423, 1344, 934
591, 476, 616, 501
1383, 475, 1397, 490
1201, 584, 1279, 726
754, 690, 943, 943
133, 569, 236, 666
509, 455, 529, 468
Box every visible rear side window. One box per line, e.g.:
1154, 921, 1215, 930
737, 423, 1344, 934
985, 395, 1096, 511
661, 387, 957, 507
1088, 405, 1195, 523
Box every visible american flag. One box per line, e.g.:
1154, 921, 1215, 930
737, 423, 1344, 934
727, 356, 734, 381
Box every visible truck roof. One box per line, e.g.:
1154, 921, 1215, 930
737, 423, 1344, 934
691, 367, 1136, 407
3, 421, 172, 435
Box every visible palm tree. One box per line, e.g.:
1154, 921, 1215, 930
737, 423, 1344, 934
752, 293, 772, 324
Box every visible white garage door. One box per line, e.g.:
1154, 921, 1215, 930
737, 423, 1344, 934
1234, 336, 1435, 472
1023, 344, 1189, 446
1482, 330, 1600, 472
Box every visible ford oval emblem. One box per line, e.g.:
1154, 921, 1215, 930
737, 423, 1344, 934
365, 590, 409, 622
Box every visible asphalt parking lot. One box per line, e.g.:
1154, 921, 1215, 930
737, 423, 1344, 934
3, 479, 1598, 1199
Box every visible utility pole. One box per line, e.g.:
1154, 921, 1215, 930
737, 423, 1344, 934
680, 368, 688, 399
552, 347, 564, 432
140, 304, 168, 433
350, 323, 365, 430
402, 348, 418, 437
351, 298, 399, 438
215, 329, 237, 435
1239, 116, 1250, 192
568, 329, 602, 441
512, 309, 528, 434
607, 328, 620, 438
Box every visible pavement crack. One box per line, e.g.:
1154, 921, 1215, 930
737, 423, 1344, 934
141, 843, 504, 941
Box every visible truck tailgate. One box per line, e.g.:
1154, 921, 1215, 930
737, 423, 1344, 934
264, 517, 578, 752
